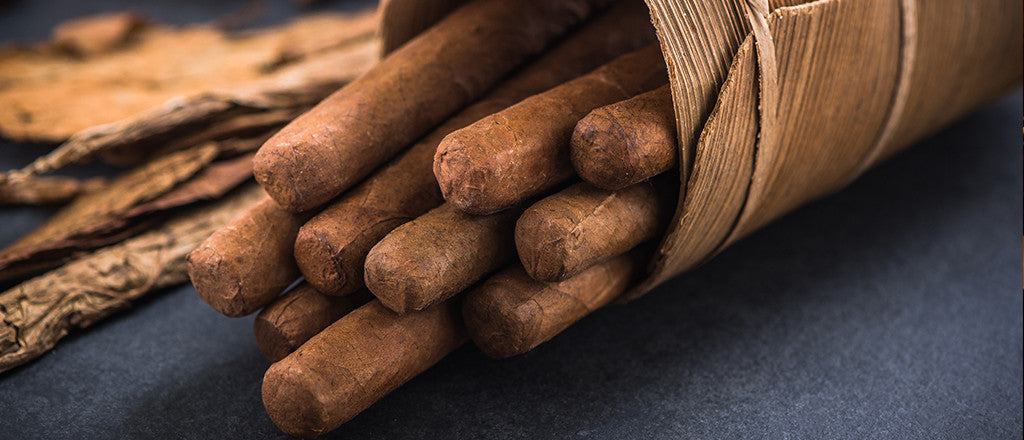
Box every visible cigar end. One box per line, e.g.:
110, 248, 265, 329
570, 108, 634, 190
294, 227, 348, 296
514, 223, 571, 283
434, 131, 499, 215
462, 278, 537, 358
254, 129, 338, 213
187, 245, 257, 318
363, 246, 433, 314
253, 312, 296, 363
262, 361, 334, 438
253, 146, 303, 213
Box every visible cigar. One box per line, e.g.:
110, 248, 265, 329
262, 299, 465, 438
363, 203, 519, 314
515, 178, 673, 282
463, 252, 642, 358
434, 44, 668, 215
254, 0, 613, 212
253, 283, 371, 362
571, 84, 678, 190
188, 196, 310, 317
293, 0, 657, 296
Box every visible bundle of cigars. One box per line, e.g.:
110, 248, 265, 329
0, 0, 1017, 437
182, 0, 1018, 437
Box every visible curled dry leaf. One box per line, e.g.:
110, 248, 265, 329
0, 183, 265, 373
0, 176, 106, 205
0, 137, 262, 283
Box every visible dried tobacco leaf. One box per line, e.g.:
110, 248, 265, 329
51, 11, 149, 56
0, 175, 105, 205
0, 10, 377, 143
0, 138, 261, 283
0, 183, 265, 373
2, 144, 218, 255
1, 32, 379, 181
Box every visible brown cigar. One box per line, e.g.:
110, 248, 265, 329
463, 252, 642, 358
434, 44, 668, 215
293, 0, 657, 296
188, 196, 310, 317
571, 84, 677, 190
253, 0, 613, 212
515, 178, 673, 281
253, 283, 371, 362
363, 203, 519, 314
262, 299, 465, 438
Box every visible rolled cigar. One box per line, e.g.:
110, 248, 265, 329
515, 177, 673, 281
254, 0, 613, 212
364, 203, 519, 314
571, 84, 677, 190
463, 252, 642, 358
294, 0, 658, 296
262, 299, 465, 438
253, 283, 371, 362
434, 44, 668, 215
188, 196, 310, 317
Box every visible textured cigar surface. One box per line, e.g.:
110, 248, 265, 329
253, 284, 371, 362
292, 0, 657, 296
434, 44, 668, 215
293, 143, 442, 297
254, 0, 613, 212
262, 300, 465, 438
463, 253, 641, 358
188, 197, 309, 317
516, 179, 672, 281
571, 84, 677, 190
364, 203, 519, 314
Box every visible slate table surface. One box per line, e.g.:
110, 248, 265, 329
0, 1, 1021, 438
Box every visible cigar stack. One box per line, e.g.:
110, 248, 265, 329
186, 0, 686, 437
186, 0, 1023, 437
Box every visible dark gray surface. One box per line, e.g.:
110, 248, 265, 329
1, 2, 1022, 439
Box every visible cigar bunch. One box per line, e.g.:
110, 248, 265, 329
185, 0, 689, 436
185, 0, 1022, 437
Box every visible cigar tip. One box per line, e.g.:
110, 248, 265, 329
514, 210, 571, 282
294, 227, 347, 295
364, 272, 419, 315
363, 242, 432, 314
187, 244, 253, 317
570, 109, 632, 190
254, 130, 330, 213
253, 313, 295, 363
434, 132, 495, 215
463, 285, 533, 359
262, 361, 332, 438
252, 148, 300, 213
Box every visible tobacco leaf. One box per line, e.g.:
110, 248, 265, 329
1, 144, 217, 255
0, 183, 265, 373
0, 133, 262, 282
0, 9, 378, 144
1, 32, 379, 181
0, 175, 105, 205
50, 11, 149, 57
